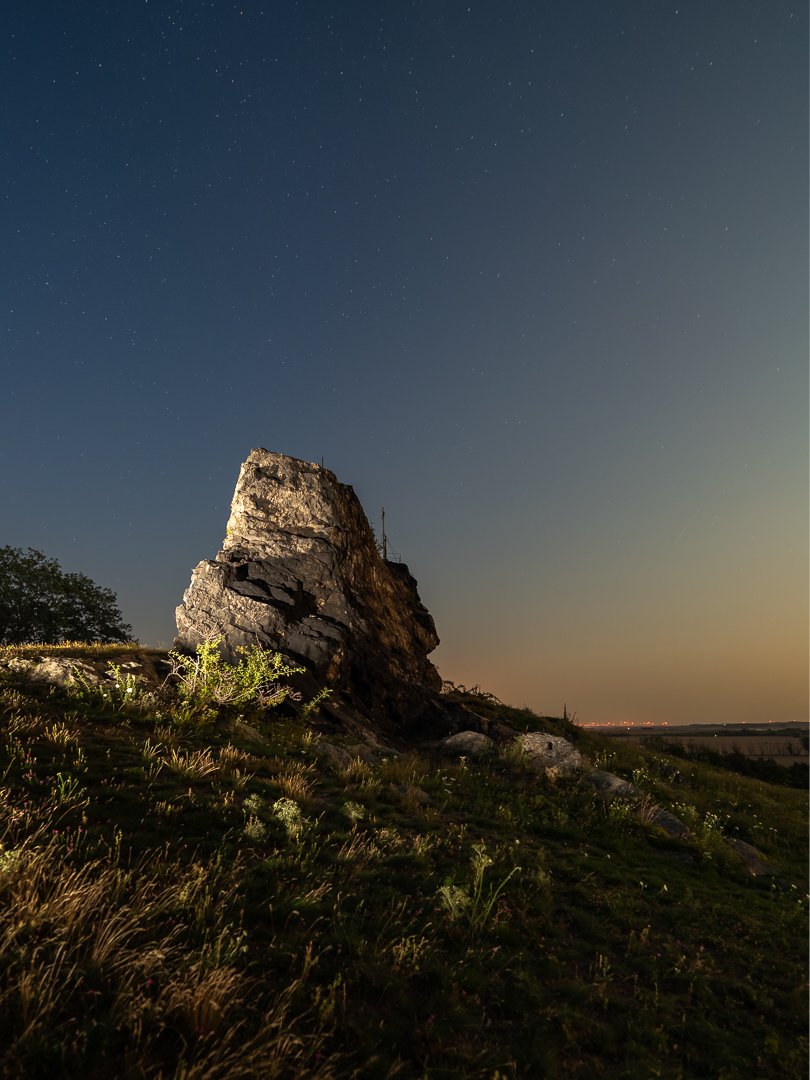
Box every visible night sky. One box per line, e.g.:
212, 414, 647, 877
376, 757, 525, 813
3, 1, 807, 725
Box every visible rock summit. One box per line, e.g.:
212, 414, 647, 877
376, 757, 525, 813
175, 449, 442, 729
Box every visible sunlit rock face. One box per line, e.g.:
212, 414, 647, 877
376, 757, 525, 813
175, 448, 442, 727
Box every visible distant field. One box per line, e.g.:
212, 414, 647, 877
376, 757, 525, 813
653, 736, 806, 767
592, 730, 808, 767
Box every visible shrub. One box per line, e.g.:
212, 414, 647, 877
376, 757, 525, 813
273, 797, 305, 839
167, 636, 304, 711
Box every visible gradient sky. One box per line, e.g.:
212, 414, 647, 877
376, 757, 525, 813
2, 1, 807, 725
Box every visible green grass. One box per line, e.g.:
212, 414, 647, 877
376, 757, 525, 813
0, 656, 807, 1079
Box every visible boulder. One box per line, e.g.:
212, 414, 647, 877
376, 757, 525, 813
225, 719, 270, 747
645, 806, 691, 839
662, 851, 697, 867
519, 732, 589, 778
314, 741, 395, 769
314, 741, 353, 769
175, 449, 442, 729
347, 744, 382, 766
439, 731, 496, 756
583, 771, 642, 799
392, 783, 432, 806
725, 838, 780, 877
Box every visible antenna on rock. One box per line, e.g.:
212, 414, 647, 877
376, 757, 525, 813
381, 506, 387, 561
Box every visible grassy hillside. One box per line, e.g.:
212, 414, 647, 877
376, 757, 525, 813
0, 644, 807, 1079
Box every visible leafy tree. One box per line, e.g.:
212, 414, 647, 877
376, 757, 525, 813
0, 546, 134, 645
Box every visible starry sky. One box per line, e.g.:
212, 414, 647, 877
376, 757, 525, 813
3, 1, 807, 725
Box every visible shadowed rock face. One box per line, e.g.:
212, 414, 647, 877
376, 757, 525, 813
175, 449, 442, 728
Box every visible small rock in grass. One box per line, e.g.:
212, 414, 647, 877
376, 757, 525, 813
439, 731, 495, 756
347, 744, 382, 766
658, 762, 683, 783
584, 772, 691, 837
314, 741, 352, 769
662, 851, 697, 867
646, 806, 691, 839
583, 771, 642, 799
227, 719, 270, 746
392, 783, 431, 806
726, 837, 780, 877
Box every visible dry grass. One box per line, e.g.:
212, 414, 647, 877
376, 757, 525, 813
164, 747, 221, 780
154, 724, 181, 750
3, 708, 44, 737
377, 751, 428, 789
161, 746, 263, 785
335, 830, 382, 864
0, 642, 156, 660
43, 720, 80, 749
276, 760, 318, 801
632, 793, 660, 826
0, 803, 341, 1078
333, 758, 373, 790
218, 745, 259, 777
0, 688, 29, 711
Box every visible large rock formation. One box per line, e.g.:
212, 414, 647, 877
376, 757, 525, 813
175, 449, 442, 728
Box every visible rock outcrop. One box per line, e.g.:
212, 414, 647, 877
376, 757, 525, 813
1, 653, 170, 691
175, 449, 442, 729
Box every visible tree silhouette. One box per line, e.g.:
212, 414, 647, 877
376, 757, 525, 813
0, 546, 134, 645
